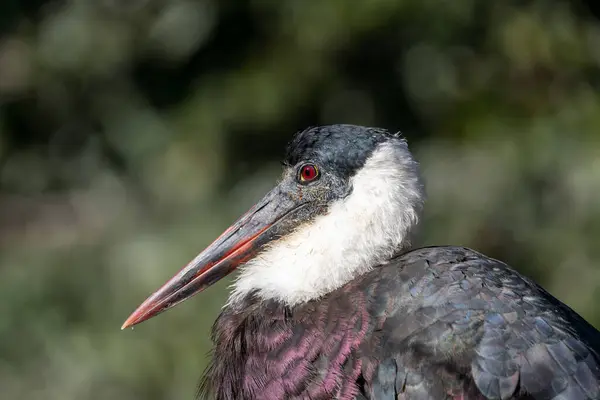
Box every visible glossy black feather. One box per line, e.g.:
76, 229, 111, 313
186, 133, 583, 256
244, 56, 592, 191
198, 246, 600, 400
284, 125, 392, 178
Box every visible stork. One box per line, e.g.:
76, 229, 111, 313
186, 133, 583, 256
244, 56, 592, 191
122, 125, 600, 399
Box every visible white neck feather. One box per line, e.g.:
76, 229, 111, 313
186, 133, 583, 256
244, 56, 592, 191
229, 141, 424, 306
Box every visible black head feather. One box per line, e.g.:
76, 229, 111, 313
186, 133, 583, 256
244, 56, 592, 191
284, 125, 395, 179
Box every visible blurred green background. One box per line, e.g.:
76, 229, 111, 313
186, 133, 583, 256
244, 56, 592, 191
1, 0, 600, 399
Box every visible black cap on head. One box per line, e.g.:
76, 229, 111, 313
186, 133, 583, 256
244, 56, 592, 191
285, 125, 395, 179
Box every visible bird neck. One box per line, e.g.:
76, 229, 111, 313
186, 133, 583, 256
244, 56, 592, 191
228, 142, 424, 307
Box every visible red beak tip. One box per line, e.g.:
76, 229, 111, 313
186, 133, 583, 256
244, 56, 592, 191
121, 312, 144, 330
120, 204, 271, 332
121, 318, 135, 330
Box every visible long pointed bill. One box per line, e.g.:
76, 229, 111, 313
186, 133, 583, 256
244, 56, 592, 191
121, 187, 303, 329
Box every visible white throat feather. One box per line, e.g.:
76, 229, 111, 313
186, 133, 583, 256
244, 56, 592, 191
229, 141, 424, 306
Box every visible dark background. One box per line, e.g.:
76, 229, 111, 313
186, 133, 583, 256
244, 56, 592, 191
1, 1, 600, 399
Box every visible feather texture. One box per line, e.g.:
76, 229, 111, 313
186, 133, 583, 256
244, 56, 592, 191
230, 140, 424, 306
198, 246, 600, 400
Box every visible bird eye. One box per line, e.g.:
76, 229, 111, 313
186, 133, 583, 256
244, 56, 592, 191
298, 164, 319, 183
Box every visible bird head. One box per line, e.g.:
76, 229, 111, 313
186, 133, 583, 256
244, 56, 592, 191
122, 125, 424, 328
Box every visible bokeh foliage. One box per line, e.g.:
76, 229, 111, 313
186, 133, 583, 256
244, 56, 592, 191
1, 0, 600, 399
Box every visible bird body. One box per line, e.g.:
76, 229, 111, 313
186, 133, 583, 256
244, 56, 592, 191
201, 246, 600, 399
123, 125, 600, 399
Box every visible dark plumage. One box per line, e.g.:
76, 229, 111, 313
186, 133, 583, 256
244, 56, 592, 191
198, 247, 600, 399
123, 125, 600, 400
285, 125, 393, 178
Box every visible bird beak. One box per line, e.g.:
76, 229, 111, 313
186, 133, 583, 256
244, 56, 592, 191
121, 187, 302, 329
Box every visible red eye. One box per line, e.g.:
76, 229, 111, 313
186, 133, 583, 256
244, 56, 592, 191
299, 164, 319, 183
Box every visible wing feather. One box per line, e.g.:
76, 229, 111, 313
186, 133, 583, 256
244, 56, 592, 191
364, 246, 600, 400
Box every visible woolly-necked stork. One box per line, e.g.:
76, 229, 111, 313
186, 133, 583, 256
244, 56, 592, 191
123, 125, 600, 400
